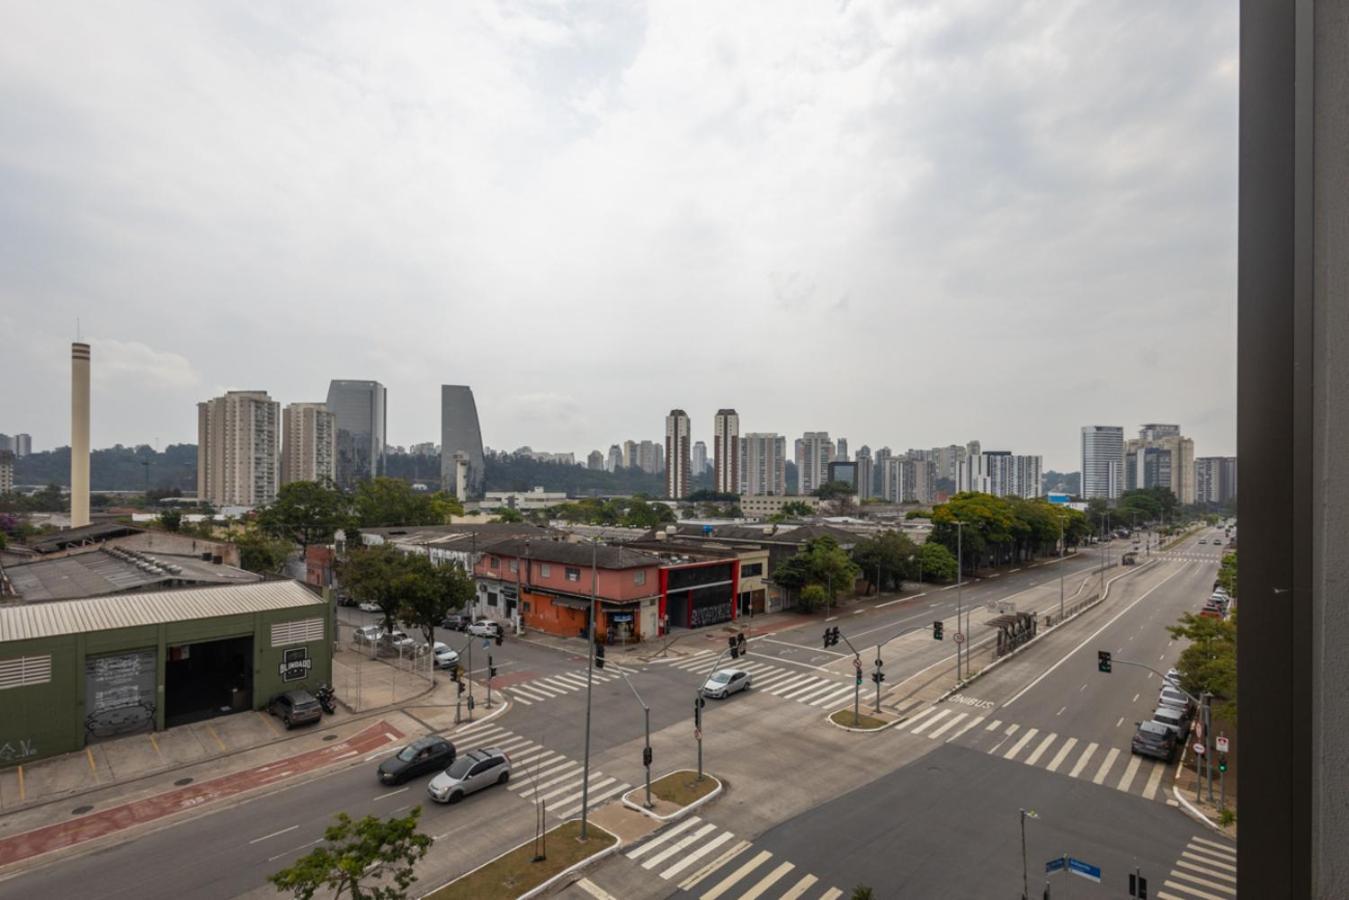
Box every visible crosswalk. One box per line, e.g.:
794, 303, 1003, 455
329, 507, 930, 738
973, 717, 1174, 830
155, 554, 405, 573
891, 705, 1176, 804
1155, 553, 1224, 563
1156, 835, 1236, 899
622, 814, 842, 900
448, 718, 630, 820
502, 664, 641, 706
665, 652, 860, 711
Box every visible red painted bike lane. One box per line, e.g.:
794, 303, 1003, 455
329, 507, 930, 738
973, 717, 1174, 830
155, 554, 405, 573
0, 720, 404, 869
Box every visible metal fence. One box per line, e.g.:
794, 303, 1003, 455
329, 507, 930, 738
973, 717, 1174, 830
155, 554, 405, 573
332, 616, 434, 712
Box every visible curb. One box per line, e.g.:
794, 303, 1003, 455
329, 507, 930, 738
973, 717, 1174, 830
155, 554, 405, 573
419, 819, 619, 900
1171, 786, 1229, 835
621, 771, 723, 821
823, 709, 894, 733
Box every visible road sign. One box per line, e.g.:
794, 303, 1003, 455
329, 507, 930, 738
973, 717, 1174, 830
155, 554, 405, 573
853, 658, 862, 671
1045, 857, 1066, 874
1216, 735, 1230, 753
1067, 857, 1102, 883
694, 727, 702, 741
1193, 741, 1206, 755
874, 657, 883, 667
954, 632, 965, 644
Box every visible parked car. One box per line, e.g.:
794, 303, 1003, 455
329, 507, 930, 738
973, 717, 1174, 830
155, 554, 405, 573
358, 601, 381, 613
1151, 705, 1191, 737
377, 631, 426, 656
701, 669, 752, 699
1199, 539, 1208, 544
378, 736, 457, 785
441, 613, 471, 631
432, 642, 461, 670
353, 624, 384, 646
427, 748, 511, 803
1131, 720, 1177, 761
1163, 667, 1182, 687
466, 620, 503, 638
268, 690, 323, 729
1158, 685, 1193, 714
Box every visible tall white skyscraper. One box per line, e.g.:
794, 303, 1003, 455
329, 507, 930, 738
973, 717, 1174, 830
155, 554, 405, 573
1081, 426, 1125, 499
326, 379, 387, 490
743, 433, 787, 496
836, 438, 848, 462
198, 390, 281, 507
713, 409, 740, 495
795, 432, 835, 495
607, 445, 622, 472
665, 410, 691, 499
692, 440, 708, 476
282, 402, 337, 485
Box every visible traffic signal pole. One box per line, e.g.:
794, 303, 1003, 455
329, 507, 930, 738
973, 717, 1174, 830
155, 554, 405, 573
621, 674, 653, 809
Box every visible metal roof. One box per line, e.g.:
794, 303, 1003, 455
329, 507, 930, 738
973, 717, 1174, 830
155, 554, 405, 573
0, 581, 324, 643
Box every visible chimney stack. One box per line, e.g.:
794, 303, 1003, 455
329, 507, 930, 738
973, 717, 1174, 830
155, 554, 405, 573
71, 342, 91, 527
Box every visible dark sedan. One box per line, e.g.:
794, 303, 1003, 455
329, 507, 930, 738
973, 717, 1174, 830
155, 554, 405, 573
1131, 720, 1177, 761
378, 736, 457, 785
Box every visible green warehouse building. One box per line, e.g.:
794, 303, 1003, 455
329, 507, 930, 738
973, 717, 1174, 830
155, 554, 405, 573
0, 581, 333, 766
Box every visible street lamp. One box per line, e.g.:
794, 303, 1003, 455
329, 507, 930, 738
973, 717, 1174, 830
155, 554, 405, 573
579, 537, 600, 840
1020, 808, 1039, 900
952, 519, 966, 681
1056, 512, 1066, 622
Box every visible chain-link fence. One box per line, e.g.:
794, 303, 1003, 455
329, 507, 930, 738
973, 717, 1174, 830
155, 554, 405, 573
332, 614, 435, 712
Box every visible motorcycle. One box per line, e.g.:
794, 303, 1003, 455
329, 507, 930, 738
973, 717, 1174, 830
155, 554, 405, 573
314, 683, 338, 715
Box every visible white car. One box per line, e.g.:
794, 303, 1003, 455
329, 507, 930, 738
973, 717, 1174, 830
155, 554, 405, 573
701, 669, 752, 699
427, 748, 511, 804
353, 624, 384, 646
466, 620, 503, 638
358, 601, 381, 613
432, 642, 460, 670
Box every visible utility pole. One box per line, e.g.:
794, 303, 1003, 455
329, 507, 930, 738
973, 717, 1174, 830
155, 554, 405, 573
1019, 808, 1038, 900
1057, 513, 1065, 622
622, 674, 653, 809
954, 520, 965, 681
579, 538, 598, 840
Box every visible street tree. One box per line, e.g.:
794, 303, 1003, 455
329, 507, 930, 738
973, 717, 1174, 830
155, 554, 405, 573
851, 531, 918, 594
337, 544, 407, 632
233, 530, 293, 575
914, 540, 958, 583
354, 477, 463, 528
257, 479, 353, 553
778, 500, 816, 519
1217, 551, 1238, 598
268, 808, 432, 900
395, 555, 476, 646
798, 583, 829, 613
494, 507, 525, 523
1168, 611, 1237, 724
775, 536, 861, 604
159, 508, 183, 532
813, 480, 855, 501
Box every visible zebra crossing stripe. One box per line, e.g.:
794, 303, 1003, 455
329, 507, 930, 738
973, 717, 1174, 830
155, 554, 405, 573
752, 670, 803, 690
1191, 837, 1236, 855
792, 681, 845, 703
508, 693, 533, 705
1092, 748, 1121, 784
640, 823, 719, 870
899, 706, 941, 730
1045, 737, 1078, 773
779, 679, 832, 701
1162, 878, 1232, 899
521, 761, 581, 794
926, 712, 968, 740
658, 831, 735, 880
678, 840, 751, 891
777, 873, 819, 900
553, 781, 630, 819
510, 759, 576, 792
1175, 859, 1236, 885
739, 860, 796, 900
544, 775, 615, 808
1116, 754, 1143, 792
984, 718, 1003, 731
1024, 732, 1058, 766
911, 709, 952, 736
945, 715, 985, 743
1182, 850, 1236, 873
810, 685, 857, 707
509, 684, 553, 701
702, 849, 773, 900
1003, 728, 1039, 761
453, 721, 507, 740
1069, 742, 1099, 778
768, 675, 818, 696
625, 816, 703, 860
1142, 759, 1166, 799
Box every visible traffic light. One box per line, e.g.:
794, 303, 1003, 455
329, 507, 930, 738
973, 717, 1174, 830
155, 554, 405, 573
855, 669, 863, 686
457, 680, 465, 695
495, 630, 504, 646
489, 664, 498, 678
736, 632, 747, 656
1218, 755, 1228, 773
595, 643, 606, 670
822, 626, 840, 648
642, 746, 653, 767
728, 635, 740, 659
933, 620, 944, 640
1098, 650, 1112, 673
450, 663, 461, 682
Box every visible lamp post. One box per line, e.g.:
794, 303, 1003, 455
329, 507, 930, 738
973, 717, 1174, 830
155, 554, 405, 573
953, 519, 966, 681
1057, 512, 1066, 622
579, 538, 599, 840
1020, 808, 1039, 900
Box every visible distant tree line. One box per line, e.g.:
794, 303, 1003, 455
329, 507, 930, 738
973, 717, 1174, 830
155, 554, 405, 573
13, 444, 197, 491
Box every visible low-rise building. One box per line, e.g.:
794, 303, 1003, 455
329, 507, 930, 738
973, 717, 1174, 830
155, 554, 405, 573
481, 487, 568, 511
738, 494, 822, 518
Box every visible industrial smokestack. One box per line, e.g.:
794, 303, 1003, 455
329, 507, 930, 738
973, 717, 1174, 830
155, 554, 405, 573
71, 341, 91, 527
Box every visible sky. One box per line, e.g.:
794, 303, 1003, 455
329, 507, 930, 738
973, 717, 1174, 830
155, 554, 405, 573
0, 1, 1237, 472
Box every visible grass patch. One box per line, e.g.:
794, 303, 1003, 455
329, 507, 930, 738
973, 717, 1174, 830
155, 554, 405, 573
649, 770, 719, 807
424, 820, 615, 900
830, 709, 888, 730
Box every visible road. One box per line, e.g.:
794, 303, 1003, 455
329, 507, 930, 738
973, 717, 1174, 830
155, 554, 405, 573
0, 532, 1233, 899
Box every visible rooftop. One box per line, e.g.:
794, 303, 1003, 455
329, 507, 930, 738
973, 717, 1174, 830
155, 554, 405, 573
24, 522, 146, 554
3, 547, 261, 602
0, 580, 323, 643
478, 538, 662, 571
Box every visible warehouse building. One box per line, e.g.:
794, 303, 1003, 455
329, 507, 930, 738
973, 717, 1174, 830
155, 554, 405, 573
0, 581, 332, 765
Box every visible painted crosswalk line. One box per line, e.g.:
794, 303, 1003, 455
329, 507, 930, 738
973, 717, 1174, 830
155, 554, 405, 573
1156, 836, 1236, 899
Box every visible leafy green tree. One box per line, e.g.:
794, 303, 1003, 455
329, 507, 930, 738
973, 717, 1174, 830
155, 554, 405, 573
623, 498, 676, 528
930, 493, 1085, 572
257, 480, 353, 552
778, 500, 815, 518
354, 477, 463, 528
159, 508, 183, 532
775, 536, 861, 606
1168, 611, 1237, 724
494, 507, 525, 523
233, 530, 293, 574
851, 531, 918, 593
268, 808, 432, 900
813, 480, 855, 501
1217, 551, 1237, 598
914, 540, 958, 583
394, 555, 476, 646
337, 544, 406, 632
798, 583, 829, 613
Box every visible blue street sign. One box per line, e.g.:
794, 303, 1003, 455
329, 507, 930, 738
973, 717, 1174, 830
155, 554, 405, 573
1068, 857, 1102, 883
481, 639, 491, 650
1045, 857, 1066, 874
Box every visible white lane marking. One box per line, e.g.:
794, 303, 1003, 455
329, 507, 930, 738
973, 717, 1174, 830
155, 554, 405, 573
1163, 877, 1231, 899
1191, 837, 1237, 856
1069, 742, 1099, 779
1182, 850, 1237, 872
1116, 717, 1125, 728
1024, 732, 1058, 767
553, 781, 629, 818
574, 877, 622, 900
1002, 565, 1189, 707
910, 709, 952, 735
1092, 748, 1121, 784
678, 840, 750, 891
1176, 859, 1237, 883
249, 824, 299, 844
897, 706, 941, 730
777, 873, 819, 900
1116, 754, 1143, 792
877, 593, 924, 608
543, 775, 615, 808
985, 719, 1003, 731
1003, 728, 1040, 761
1133, 693, 1140, 703
702, 849, 774, 900
926, 712, 968, 740
767, 675, 818, 696
372, 787, 409, 801
267, 838, 322, 861
625, 816, 702, 859
641, 823, 718, 870
738, 860, 796, 900
810, 685, 858, 707
1046, 737, 1078, 773
1057, 706, 1067, 716
1142, 761, 1166, 799
945, 715, 985, 743
658, 830, 735, 880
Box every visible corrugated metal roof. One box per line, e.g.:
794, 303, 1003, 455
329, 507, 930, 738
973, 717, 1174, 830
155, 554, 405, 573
0, 581, 324, 643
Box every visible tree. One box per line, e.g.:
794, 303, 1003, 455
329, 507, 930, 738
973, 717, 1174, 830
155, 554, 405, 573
159, 508, 183, 532
1168, 611, 1237, 724
354, 477, 463, 528
915, 540, 958, 583
394, 555, 475, 646
851, 531, 918, 593
798, 583, 829, 613
623, 498, 676, 528
494, 507, 525, 523
775, 536, 861, 607
1217, 551, 1237, 598
337, 544, 406, 632
778, 500, 815, 519
268, 808, 432, 900
813, 480, 855, 501
233, 530, 293, 574
257, 480, 353, 552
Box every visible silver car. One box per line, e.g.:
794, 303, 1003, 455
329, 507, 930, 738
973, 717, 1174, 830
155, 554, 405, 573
432, 642, 460, 670
701, 669, 752, 699
427, 748, 511, 804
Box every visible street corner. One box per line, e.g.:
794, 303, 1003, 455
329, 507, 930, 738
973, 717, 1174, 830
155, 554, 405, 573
825, 706, 896, 733
621, 769, 723, 823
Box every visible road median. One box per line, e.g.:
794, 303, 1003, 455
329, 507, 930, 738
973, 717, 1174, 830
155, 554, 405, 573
422, 820, 618, 900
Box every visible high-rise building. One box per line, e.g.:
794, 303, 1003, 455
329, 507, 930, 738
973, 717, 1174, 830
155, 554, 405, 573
638, 440, 659, 474
282, 402, 337, 485
1123, 425, 1195, 503
827, 460, 859, 493
623, 440, 638, 469
713, 409, 739, 495
959, 450, 1042, 498
587, 449, 605, 470
692, 441, 708, 476
0, 435, 12, 453
836, 438, 849, 462
9, 434, 29, 457
1139, 423, 1182, 441
932, 445, 967, 486
0, 451, 13, 495
795, 432, 835, 495
854, 448, 873, 501
325, 380, 387, 490
665, 409, 691, 499
70, 342, 91, 527
440, 385, 485, 499
873, 447, 893, 497
607, 445, 622, 472
1081, 426, 1125, 499
1195, 457, 1238, 504
410, 442, 439, 457
197, 390, 281, 507
654, 443, 665, 473
742, 433, 786, 495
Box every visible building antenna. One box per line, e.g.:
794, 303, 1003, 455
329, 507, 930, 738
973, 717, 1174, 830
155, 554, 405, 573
76, 317, 81, 341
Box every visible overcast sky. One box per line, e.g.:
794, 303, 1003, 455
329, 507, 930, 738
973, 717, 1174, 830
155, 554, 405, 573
0, 1, 1236, 471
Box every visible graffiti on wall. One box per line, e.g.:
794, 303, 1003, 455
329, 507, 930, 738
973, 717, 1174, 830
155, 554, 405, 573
85, 649, 158, 739
0, 739, 38, 763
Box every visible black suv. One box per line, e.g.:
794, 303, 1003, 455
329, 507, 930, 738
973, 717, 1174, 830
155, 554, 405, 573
377, 736, 457, 785
1131, 720, 1177, 761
